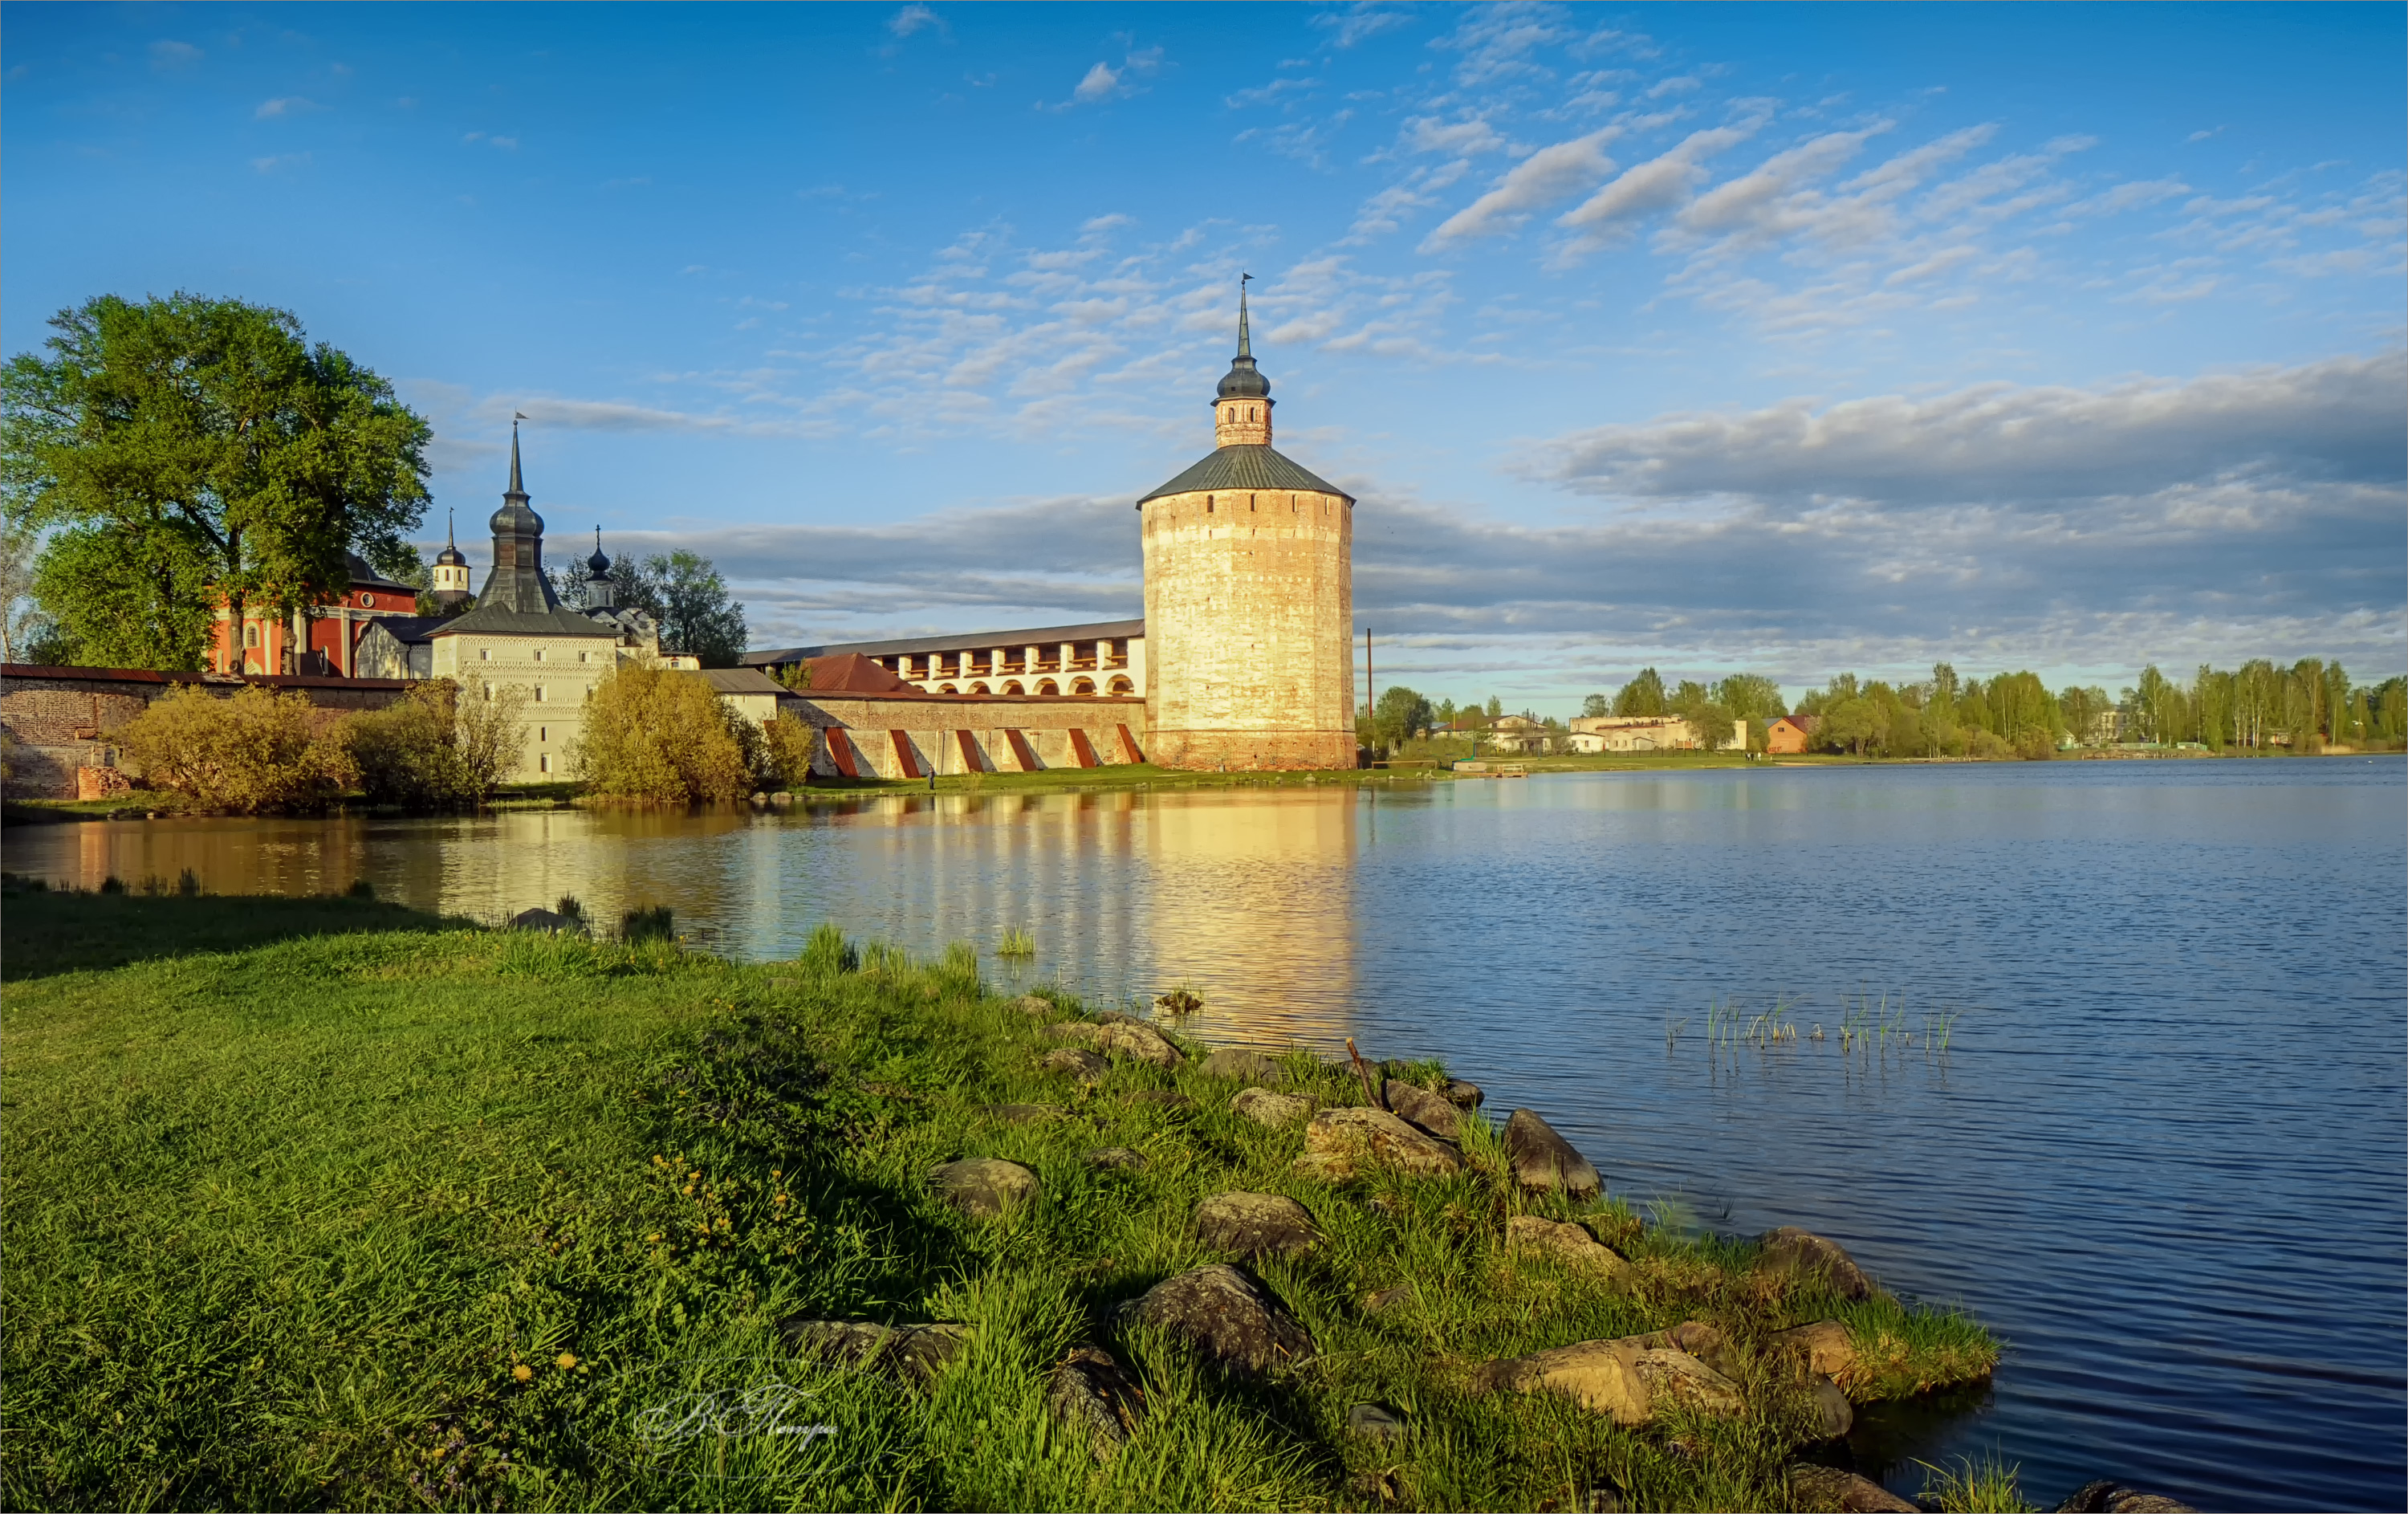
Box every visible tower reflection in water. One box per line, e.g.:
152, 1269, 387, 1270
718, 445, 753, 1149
18, 788, 1367, 1051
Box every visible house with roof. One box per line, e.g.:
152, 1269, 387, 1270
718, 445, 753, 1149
1764, 714, 1820, 754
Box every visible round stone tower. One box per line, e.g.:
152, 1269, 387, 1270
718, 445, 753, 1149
1138, 282, 1356, 771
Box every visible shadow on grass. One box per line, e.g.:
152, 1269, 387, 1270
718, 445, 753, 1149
0, 882, 475, 981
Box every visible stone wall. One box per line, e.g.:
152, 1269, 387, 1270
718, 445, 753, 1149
0, 665, 412, 799
1140, 486, 1356, 771
782, 691, 1149, 780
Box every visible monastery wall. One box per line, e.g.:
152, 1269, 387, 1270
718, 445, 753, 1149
786, 692, 1149, 780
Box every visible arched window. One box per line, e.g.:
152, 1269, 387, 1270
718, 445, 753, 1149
242, 624, 258, 649
970, 682, 990, 694
1108, 676, 1134, 696
1071, 678, 1095, 695
1003, 681, 1024, 695
1036, 679, 1059, 696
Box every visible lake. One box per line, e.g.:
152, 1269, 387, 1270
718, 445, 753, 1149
10, 758, 2403, 1512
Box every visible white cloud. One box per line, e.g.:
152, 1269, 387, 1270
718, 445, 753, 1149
1073, 62, 1118, 103
1423, 128, 1620, 248
148, 39, 201, 70
1554, 122, 1756, 248
889, 4, 946, 39
1403, 114, 1513, 157
254, 96, 319, 120
1313, 3, 1413, 49
1528, 349, 2407, 505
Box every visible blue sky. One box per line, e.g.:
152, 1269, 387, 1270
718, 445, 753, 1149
6, 2, 2402, 707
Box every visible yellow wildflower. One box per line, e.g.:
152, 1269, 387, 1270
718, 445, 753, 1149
556, 1352, 578, 1370
512, 1365, 533, 1382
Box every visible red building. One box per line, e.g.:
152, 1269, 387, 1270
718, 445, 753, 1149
209, 552, 425, 677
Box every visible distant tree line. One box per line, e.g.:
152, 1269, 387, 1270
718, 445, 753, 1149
1354, 657, 2405, 760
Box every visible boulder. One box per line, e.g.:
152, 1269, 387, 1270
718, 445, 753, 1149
1045, 1022, 1104, 1045
1121, 1264, 1314, 1379
1086, 1146, 1149, 1170
1506, 1215, 1633, 1281
1039, 1047, 1109, 1082
1474, 1333, 1742, 1426
1194, 1191, 1323, 1260
508, 907, 580, 933
1015, 995, 1056, 1019
927, 1158, 1039, 1219
1201, 1048, 1287, 1085
1301, 1107, 1463, 1176
1097, 1020, 1186, 1069
985, 1102, 1064, 1124
1770, 1319, 1856, 1378
783, 1319, 969, 1386
1230, 1087, 1313, 1127
1384, 1080, 1463, 1140
1095, 1010, 1149, 1027
1808, 1376, 1853, 1439
1047, 1345, 1145, 1461
1362, 1284, 1413, 1314
1663, 1319, 1733, 1374
1445, 1078, 1485, 1109
1344, 1402, 1405, 1444
1786, 1464, 1918, 1513
1503, 1109, 1601, 1198
2056, 1482, 2199, 1514
1757, 1228, 1877, 1300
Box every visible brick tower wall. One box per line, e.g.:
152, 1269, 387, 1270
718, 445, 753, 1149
1140, 486, 1355, 771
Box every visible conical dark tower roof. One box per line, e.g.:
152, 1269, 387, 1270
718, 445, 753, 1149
477, 418, 560, 614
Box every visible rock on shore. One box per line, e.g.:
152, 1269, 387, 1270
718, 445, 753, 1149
1121, 1264, 1314, 1379
1786, 1464, 1918, 1512
1474, 1330, 1743, 1425
1503, 1109, 1601, 1198
783, 1319, 970, 1386
2056, 1481, 2199, 1513
1383, 1080, 1462, 1139
1047, 1345, 1145, 1461
1298, 1106, 1463, 1179
927, 1158, 1039, 1219
1506, 1215, 1633, 1281
1194, 1191, 1324, 1259
1230, 1087, 1313, 1126
1757, 1227, 1877, 1300
1200, 1048, 1287, 1085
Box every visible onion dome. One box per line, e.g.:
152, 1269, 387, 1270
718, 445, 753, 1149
435, 510, 468, 567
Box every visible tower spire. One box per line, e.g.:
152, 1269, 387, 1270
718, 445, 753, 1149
506, 413, 527, 498
1213, 275, 1271, 447
445, 508, 456, 548
1237, 272, 1252, 358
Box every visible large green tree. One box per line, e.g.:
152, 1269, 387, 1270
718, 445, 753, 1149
1613, 667, 1667, 717
1, 293, 430, 670
600, 549, 748, 668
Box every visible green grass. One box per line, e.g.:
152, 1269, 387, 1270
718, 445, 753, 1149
1917, 1455, 2036, 1512
1, 885, 1997, 1511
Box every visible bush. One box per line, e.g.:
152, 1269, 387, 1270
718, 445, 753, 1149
621, 905, 675, 942
2012, 727, 2056, 762
1963, 728, 2015, 761
571, 662, 750, 803
345, 679, 526, 806
761, 710, 817, 788
116, 684, 348, 812
799, 922, 856, 974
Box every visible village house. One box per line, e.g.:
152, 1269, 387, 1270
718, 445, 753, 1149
1764, 714, 1820, 754
1568, 714, 1744, 753
1485, 714, 1552, 754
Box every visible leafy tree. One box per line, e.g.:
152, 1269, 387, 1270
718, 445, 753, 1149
29, 524, 215, 669
2059, 685, 2109, 746
345, 678, 523, 806
611, 550, 747, 666
1613, 668, 1667, 717
2, 293, 431, 671
116, 683, 348, 811
1710, 674, 1785, 722
1580, 693, 1612, 718
1485, 695, 1503, 720
761, 711, 817, 788
1372, 685, 1434, 751
1818, 696, 1885, 757
571, 661, 750, 802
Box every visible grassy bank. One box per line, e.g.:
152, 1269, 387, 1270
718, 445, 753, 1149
2, 885, 1998, 1512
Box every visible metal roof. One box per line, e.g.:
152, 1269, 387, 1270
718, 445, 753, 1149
1137, 444, 1352, 506
694, 668, 793, 696
429, 604, 620, 638
741, 617, 1144, 667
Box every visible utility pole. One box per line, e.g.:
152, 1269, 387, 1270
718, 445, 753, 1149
1364, 628, 1375, 755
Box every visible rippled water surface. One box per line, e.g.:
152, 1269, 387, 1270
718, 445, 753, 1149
12, 759, 2405, 1511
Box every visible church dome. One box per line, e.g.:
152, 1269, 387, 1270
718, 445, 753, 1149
586, 543, 611, 575
1216, 354, 1271, 400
